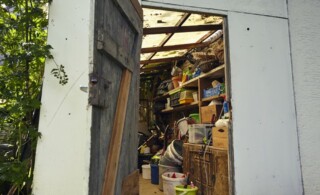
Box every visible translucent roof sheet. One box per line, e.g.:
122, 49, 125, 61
183, 14, 223, 26
142, 34, 167, 48
140, 8, 223, 67
164, 31, 209, 46
143, 8, 184, 28
152, 50, 188, 60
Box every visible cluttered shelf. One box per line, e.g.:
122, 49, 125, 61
202, 94, 225, 102
161, 101, 199, 113
154, 64, 225, 102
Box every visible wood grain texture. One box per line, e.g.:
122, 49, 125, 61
103, 69, 132, 195
183, 144, 229, 195
90, 0, 142, 194
121, 170, 139, 195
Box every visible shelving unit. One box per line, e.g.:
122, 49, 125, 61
155, 64, 226, 122
202, 93, 225, 102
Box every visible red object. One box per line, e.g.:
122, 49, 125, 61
172, 173, 176, 178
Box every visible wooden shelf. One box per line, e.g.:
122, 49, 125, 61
198, 64, 225, 80
165, 64, 225, 94
153, 92, 169, 101
161, 101, 198, 113
154, 64, 225, 104
202, 94, 225, 102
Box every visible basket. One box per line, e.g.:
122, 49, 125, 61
197, 59, 219, 73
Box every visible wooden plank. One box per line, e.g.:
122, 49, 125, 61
130, 0, 143, 20
140, 56, 185, 64
142, 13, 191, 67
141, 42, 211, 53
143, 24, 222, 34
113, 0, 142, 33
121, 170, 139, 195
103, 69, 132, 195
97, 29, 134, 72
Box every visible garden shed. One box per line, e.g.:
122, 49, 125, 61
32, 0, 320, 194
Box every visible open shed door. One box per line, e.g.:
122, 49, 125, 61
89, 0, 142, 194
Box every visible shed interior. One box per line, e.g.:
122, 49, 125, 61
138, 7, 231, 195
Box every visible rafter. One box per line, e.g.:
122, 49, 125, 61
143, 24, 222, 34
140, 56, 185, 65
141, 42, 211, 53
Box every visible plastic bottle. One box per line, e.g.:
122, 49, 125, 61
223, 98, 229, 114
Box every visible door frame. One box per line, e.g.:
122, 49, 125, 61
140, 2, 235, 195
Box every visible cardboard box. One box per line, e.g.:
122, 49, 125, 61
200, 105, 222, 123
212, 127, 228, 150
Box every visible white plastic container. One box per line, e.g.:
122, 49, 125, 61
192, 92, 198, 102
162, 172, 186, 195
188, 124, 213, 144
142, 164, 151, 179
177, 117, 188, 137
158, 164, 181, 191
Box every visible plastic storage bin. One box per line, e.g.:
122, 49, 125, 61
188, 124, 213, 144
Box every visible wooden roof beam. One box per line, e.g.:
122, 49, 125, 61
141, 13, 191, 68
140, 56, 185, 65
141, 42, 211, 53
143, 24, 222, 35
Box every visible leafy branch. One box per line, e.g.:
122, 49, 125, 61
50, 60, 69, 85
0, 0, 67, 194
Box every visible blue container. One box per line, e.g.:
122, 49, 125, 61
151, 164, 159, 184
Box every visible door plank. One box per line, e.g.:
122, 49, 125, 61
130, 0, 143, 20
121, 170, 139, 195
102, 69, 132, 195
97, 29, 134, 72
113, 0, 143, 33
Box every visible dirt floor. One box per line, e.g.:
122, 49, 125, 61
139, 174, 163, 195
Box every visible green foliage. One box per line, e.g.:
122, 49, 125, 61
0, 0, 65, 194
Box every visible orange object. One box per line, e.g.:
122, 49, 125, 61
172, 76, 181, 88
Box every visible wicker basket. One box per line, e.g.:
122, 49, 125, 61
197, 59, 219, 73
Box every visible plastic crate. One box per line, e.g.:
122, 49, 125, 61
179, 90, 196, 100
188, 124, 213, 144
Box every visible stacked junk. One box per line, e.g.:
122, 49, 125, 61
141, 120, 199, 195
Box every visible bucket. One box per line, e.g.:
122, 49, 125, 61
167, 140, 183, 162
162, 172, 186, 195
158, 164, 181, 191
142, 164, 151, 179
175, 185, 198, 195
177, 118, 188, 137
151, 164, 159, 184
189, 113, 200, 124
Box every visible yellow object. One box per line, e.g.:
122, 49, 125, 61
179, 98, 194, 104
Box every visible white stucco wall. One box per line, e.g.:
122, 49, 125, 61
32, 0, 94, 194
142, 0, 303, 194
228, 12, 302, 195
142, 0, 287, 18
288, 0, 320, 194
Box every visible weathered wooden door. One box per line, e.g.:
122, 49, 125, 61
89, 0, 142, 194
